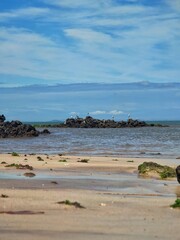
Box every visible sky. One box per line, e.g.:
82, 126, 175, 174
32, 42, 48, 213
0, 0, 180, 121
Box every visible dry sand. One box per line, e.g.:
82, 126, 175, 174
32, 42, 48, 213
0, 153, 180, 240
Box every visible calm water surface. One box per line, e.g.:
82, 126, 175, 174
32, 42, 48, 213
0, 124, 179, 158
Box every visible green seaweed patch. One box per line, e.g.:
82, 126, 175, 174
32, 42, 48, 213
58, 159, 67, 163
77, 159, 89, 163
170, 199, 180, 208
138, 162, 176, 179
57, 200, 85, 209
11, 152, 19, 156
5, 163, 33, 170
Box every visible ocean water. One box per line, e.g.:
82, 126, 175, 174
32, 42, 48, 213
0, 122, 180, 158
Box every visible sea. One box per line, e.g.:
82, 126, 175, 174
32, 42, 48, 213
0, 121, 180, 159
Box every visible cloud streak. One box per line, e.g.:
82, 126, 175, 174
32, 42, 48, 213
0, 0, 179, 86
90, 110, 124, 115
0, 7, 50, 21
1, 83, 179, 121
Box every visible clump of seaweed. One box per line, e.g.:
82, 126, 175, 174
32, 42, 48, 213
77, 159, 89, 163
1, 194, 9, 198
138, 162, 176, 179
58, 159, 67, 163
37, 156, 44, 161
5, 163, 33, 170
0, 210, 44, 215
57, 200, 85, 209
170, 199, 180, 208
11, 152, 19, 156
1, 161, 7, 164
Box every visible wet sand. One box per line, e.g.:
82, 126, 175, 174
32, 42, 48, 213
0, 153, 180, 240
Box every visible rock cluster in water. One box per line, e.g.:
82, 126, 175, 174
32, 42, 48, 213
0, 115, 50, 138
61, 116, 162, 128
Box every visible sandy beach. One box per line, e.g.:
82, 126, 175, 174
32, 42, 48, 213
0, 153, 180, 240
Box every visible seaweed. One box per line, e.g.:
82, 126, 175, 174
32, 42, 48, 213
77, 159, 89, 163
5, 163, 33, 170
1, 161, 7, 164
58, 159, 67, 162
138, 162, 176, 179
0, 210, 44, 215
11, 152, 19, 156
170, 199, 180, 208
57, 200, 85, 209
37, 156, 44, 161
1, 194, 9, 198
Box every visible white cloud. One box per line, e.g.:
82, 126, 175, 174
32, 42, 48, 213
166, 0, 180, 12
90, 111, 106, 115
64, 28, 111, 43
70, 112, 79, 116
0, 27, 118, 83
0, 0, 179, 84
104, 5, 148, 15
109, 110, 124, 115
90, 110, 123, 115
43, 0, 110, 9
0, 7, 50, 21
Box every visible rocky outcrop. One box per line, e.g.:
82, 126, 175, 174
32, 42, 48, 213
40, 128, 51, 134
176, 166, 180, 184
0, 115, 5, 123
0, 115, 50, 138
60, 116, 161, 128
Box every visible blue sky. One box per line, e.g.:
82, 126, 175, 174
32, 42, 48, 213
0, 0, 180, 121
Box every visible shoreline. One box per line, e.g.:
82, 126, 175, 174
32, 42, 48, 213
0, 153, 180, 240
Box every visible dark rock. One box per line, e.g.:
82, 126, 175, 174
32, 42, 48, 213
40, 129, 50, 134
0, 115, 5, 123
0, 115, 40, 138
24, 172, 36, 178
176, 165, 180, 184
58, 116, 165, 128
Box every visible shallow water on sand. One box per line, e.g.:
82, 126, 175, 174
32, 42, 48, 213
0, 171, 176, 197
0, 125, 180, 158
